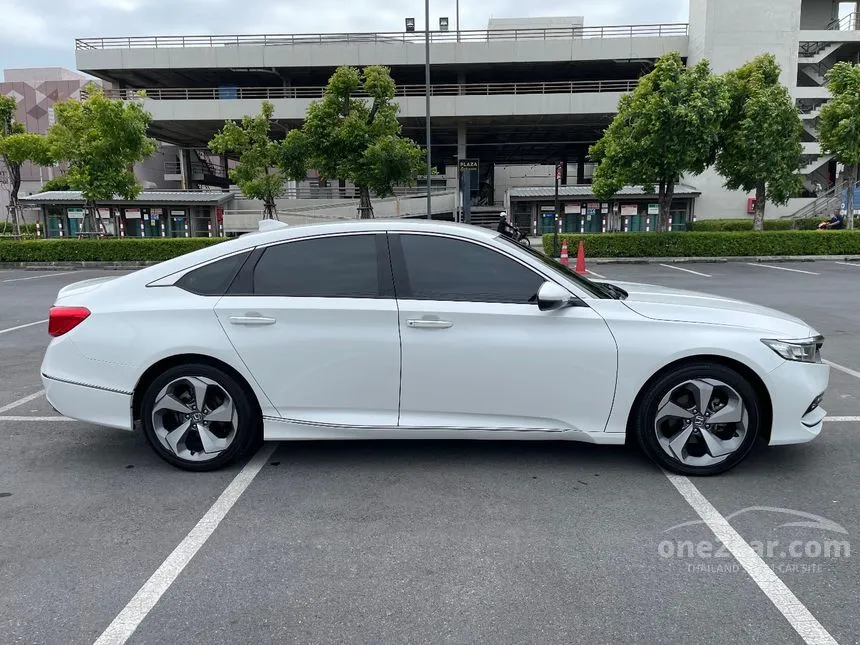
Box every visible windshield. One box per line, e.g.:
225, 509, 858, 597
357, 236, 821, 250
495, 235, 611, 299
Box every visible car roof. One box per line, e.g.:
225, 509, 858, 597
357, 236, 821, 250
134, 219, 502, 285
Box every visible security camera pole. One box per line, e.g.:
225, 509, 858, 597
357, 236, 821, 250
424, 0, 432, 219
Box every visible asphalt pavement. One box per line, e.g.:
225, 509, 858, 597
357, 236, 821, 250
1, 263, 859, 645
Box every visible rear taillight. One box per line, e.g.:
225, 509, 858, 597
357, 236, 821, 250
48, 306, 91, 337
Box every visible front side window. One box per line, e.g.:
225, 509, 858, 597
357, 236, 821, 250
397, 234, 543, 304
253, 234, 381, 298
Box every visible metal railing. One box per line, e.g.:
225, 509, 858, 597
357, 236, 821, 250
827, 12, 859, 31
104, 79, 638, 102
75, 23, 688, 50
782, 180, 859, 220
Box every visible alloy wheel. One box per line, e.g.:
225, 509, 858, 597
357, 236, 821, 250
654, 378, 749, 468
151, 376, 239, 462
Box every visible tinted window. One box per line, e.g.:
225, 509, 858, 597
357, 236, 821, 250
253, 235, 380, 297
176, 251, 250, 296
398, 235, 543, 303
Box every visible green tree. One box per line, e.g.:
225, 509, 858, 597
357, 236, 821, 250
819, 61, 860, 229
39, 175, 72, 192
280, 65, 425, 218
0, 95, 53, 237
715, 55, 802, 231
209, 101, 285, 220
48, 84, 156, 234
590, 52, 729, 230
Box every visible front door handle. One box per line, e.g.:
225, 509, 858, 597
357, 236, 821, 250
406, 318, 453, 329
229, 315, 276, 326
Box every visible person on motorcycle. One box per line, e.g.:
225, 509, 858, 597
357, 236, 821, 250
497, 211, 517, 239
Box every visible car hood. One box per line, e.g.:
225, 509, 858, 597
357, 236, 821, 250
55, 276, 120, 302
603, 280, 816, 337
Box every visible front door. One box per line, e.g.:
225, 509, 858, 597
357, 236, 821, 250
214, 233, 401, 427
389, 233, 618, 433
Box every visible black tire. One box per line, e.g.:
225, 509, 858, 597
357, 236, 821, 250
634, 362, 761, 476
519, 236, 531, 247
140, 363, 261, 472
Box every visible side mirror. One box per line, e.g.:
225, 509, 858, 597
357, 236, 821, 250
537, 281, 573, 311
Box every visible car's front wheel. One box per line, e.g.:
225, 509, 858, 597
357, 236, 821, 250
635, 362, 762, 476
140, 363, 260, 471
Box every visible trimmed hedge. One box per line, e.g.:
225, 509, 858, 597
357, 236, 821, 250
690, 219, 793, 231
0, 238, 227, 262
691, 217, 860, 231
542, 231, 860, 258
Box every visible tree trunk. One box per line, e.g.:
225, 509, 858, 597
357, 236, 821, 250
8, 159, 21, 238
357, 186, 374, 219
658, 179, 675, 232
85, 200, 99, 235
753, 183, 766, 231
847, 164, 857, 230
263, 197, 277, 220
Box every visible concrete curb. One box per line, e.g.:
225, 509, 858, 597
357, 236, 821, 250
0, 261, 159, 270
4, 255, 860, 270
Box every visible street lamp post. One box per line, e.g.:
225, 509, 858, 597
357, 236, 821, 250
553, 161, 561, 257
424, 0, 432, 219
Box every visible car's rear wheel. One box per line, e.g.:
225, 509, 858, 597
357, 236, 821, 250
140, 363, 260, 471
635, 362, 761, 476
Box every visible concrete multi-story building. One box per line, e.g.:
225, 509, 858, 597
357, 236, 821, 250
11, 0, 860, 235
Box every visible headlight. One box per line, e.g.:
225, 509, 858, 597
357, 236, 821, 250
761, 336, 824, 363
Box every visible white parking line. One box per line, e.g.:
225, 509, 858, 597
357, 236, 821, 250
659, 263, 712, 277
823, 416, 860, 422
93, 442, 278, 645
664, 473, 837, 645
0, 416, 74, 421
0, 319, 47, 335
0, 390, 45, 414
834, 261, 860, 268
746, 263, 819, 275
586, 269, 606, 279
1, 271, 75, 283
824, 359, 860, 380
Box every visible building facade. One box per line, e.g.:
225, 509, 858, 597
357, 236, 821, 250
5, 0, 858, 232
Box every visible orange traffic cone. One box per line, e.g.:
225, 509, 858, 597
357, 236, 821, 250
575, 240, 586, 275
560, 239, 569, 267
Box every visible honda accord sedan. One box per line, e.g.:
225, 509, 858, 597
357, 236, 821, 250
41, 220, 829, 475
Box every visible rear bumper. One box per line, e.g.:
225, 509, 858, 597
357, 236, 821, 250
42, 374, 133, 431
764, 360, 830, 446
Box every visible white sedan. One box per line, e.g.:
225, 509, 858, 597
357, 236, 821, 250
41, 220, 829, 475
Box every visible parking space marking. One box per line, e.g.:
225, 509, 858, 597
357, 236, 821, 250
1, 271, 75, 283
823, 416, 860, 422
0, 319, 47, 335
746, 263, 819, 275
0, 390, 45, 414
0, 416, 74, 421
586, 269, 606, 279
834, 261, 860, 268
658, 264, 712, 277
93, 442, 278, 645
824, 359, 860, 380
664, 473, 838, 645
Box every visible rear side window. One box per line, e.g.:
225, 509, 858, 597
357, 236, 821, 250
253, 234, 382, 298
176, 251, 250, 296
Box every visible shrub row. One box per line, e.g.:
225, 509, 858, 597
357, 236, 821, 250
690, 217, 860, 231
0, 238, 226, 262
542, 231, 860, 258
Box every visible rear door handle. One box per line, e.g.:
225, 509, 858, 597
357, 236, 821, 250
406, 318, 453, 329
229, 315, 276, 326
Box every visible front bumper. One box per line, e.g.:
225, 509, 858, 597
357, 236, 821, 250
42, 374, 133, 431
764, 359, 830, 445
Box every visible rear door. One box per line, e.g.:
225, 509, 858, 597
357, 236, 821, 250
214, 232, 402, 427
